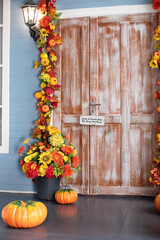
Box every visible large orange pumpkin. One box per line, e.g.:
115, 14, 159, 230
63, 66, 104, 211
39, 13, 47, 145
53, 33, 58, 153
155, 194, 160, 212
55, 188, 78, 204
1, 200, 47, 228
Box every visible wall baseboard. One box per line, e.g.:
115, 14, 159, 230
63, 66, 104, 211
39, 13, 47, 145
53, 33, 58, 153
0, 190, 36, 194
59, 4, 157, 19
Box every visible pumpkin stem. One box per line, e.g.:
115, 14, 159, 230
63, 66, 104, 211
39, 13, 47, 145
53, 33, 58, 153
20, 201, 27, 206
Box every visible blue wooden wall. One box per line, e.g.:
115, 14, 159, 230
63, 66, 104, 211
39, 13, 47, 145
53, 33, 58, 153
0, 0, 152, 192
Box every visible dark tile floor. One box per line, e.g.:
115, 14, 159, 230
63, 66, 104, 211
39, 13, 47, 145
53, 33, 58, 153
0, 193, 159, 240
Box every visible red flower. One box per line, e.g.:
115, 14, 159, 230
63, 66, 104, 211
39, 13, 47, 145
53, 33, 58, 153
18, 146, 25, 156
40, 16, 52, 28
155, 91, 160, 99
50, 51, 56, 56
40, 117, 45, 125
20, 158, 24, 167
45, 87, 55, 95
153, 0, 160, 10
47, 69, 56, 77
71, 155, 79, 168
61, 146, 74, 155
47, 143, 51, 149
63, 165, 73, 178
158, 122, 160, 132
46, 166, 54, 178
52, 151, 63, 165
39, 47, 43, 53
25, 161, 34, 171
51, 102, 58, 108
26, 168, 39, 179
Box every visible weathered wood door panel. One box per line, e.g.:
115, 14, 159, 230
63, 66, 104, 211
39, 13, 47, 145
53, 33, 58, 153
55, 14, 156, 195
89, 14, 155, 195
54, 18, 90, 194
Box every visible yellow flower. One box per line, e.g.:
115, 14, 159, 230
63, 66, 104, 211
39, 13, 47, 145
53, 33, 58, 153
149, 60, 158, 69
149, 177, 152, 183
46, 117, 51, 124
45, 65, 51, 70
23, 138, 30, 145
39, 152, 53, 164
63, 156, 69, 162
41, 96, 47, 102
50, 54, 57, 62
24, 152, 38, 163
156, 42, 160, 50
153, 52, 159, 60
39, 125, 46, 131
44, 111, 51, 117
39, 73, 50, 82
39, 28, 49, 38
37, 38, 45, 45
41, 82, 47, 89
38, 164, 48, 177
155, 25, 160, 34
40, 53, 48, 59
154, 33, 160, 42
74, 149, 77, 155
49, 23, 55, 30
22, 164, 27, 173
50, 77, 57, 86
150, 170, 154, 174
27, 150, 33, 155
49, 133, 64, 147
34, 61, 40, 69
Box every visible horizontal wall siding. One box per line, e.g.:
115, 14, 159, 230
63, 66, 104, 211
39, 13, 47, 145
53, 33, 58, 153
0, 0, 154, 192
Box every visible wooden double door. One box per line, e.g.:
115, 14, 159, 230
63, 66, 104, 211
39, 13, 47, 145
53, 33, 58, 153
54, 13, 157, 195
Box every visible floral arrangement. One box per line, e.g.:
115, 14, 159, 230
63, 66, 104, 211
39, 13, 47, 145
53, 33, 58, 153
149, 5, 160, 186
18, 0, 80, 180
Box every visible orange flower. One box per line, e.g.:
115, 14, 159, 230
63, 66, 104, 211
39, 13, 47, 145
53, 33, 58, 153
18, 146, 25, 156
31, 163, 37, 170
40, 16, 52, 28
41, 58, 50, 66
61, 146, 74, 155
46, 46, 52, 52
52, 151, 63, 165
72, 155, 79, 168
63, 165, 73, 178
42, 105, 49, 113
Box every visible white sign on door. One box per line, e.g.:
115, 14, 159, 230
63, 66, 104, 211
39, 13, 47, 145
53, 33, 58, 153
80, 115, 105, 126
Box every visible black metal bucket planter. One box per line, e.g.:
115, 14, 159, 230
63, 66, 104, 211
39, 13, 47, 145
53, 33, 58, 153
36, 177, 60, 201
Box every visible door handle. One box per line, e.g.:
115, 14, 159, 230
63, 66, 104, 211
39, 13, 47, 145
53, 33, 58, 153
90, 100, 101, 115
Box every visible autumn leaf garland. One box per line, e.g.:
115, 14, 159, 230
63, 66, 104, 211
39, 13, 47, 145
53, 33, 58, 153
33, 0, 62, 141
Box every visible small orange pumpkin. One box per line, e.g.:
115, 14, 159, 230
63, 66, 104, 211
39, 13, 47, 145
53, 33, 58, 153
155, 194, 160, 212
42, 105, 49, 113
35, 92, 43, 99
55, 187, 78, 205
1, 200, 47, 228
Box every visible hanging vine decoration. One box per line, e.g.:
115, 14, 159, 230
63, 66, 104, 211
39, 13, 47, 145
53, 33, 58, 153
149, 7, 160, 186
18, 0, 80, 180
